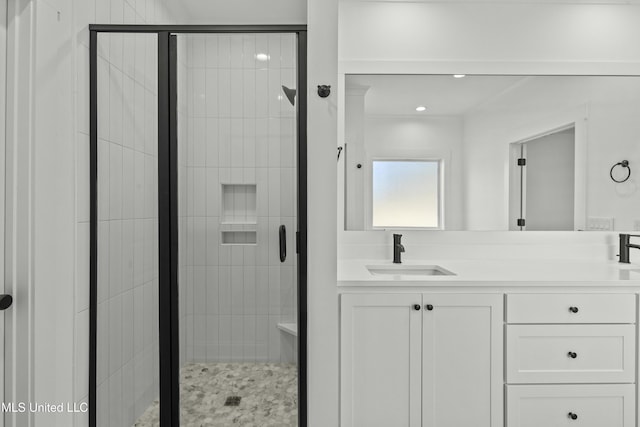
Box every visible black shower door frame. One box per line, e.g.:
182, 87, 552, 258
89, 25, 308, 427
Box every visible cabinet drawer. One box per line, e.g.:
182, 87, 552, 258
506, 293, 635, 324
506, 384, 635, 427
506, 324, 635, 384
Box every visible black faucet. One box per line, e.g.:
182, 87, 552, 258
619, 234, 640, 263
393, 234, 405, 264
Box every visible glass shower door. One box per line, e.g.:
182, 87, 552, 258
174, 32, 299, 426
94, 32, 161, 427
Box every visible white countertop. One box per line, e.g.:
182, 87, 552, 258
338, 259, 640, 287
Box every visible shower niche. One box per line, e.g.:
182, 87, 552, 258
220, 184, 257, 245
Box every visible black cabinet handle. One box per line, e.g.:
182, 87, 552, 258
413, 304, 421, 311
567, 352, 577, 359
279, 225, 286, 262
0, 294, 12, 310
425, 304, 434, 311
568, 412, 578, 420
569, 306, 579, 313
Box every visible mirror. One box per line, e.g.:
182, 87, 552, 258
341, 74, 640, 231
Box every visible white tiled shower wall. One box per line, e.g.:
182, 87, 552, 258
74, 2, 182, 427
178, 34, 298, 364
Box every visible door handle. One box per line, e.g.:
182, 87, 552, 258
279, 225, 286, 262
0, 294, 12, 310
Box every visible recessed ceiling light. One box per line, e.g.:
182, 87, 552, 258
256, 53, 270, 61
453, 74, 466, 79
416, 106, 427, 112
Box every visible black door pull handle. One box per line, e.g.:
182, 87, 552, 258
0, 294, 12, 310
279, 225, 286, 262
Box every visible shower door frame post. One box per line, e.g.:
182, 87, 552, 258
89, 24, 308, 427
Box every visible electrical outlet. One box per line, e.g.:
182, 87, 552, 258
634, 220, 640, 231
587, 217, 614, 231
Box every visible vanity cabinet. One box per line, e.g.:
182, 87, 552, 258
340, 293, 503, 427
505, 293, 637, 427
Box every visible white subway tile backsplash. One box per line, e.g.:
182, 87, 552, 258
205, 37, 218, 68
230, 71, 243, 118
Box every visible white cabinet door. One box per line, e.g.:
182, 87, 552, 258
422, 294, 503, 427
507, 384, 635, 427
341, 293, 422, 427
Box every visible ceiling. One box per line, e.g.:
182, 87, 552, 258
346, 74, 527, 117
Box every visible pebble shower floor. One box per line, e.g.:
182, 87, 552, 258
134, 363, 298, 426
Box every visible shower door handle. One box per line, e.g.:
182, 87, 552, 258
279, 225, 286, 262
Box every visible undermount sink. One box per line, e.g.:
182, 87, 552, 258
366, 264, 455, 277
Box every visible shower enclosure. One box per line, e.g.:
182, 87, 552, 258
90, 26, 307, 427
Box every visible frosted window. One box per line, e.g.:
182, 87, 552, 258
372, 160, 441, 228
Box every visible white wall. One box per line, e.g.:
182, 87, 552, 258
179, 34, 298, 364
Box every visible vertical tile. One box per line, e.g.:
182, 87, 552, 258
217, 36, 231, 68
109, 295, 123, 375
122, 290, 134, 363
110, 0, 125, 24
255, 314, 269, 361
206, 171, 220, 217
75, 310, 90, 400
109, 143, 123, 220
268, 168, 281, 218
133, 219, 144, 287
231, 315, 244, 360
280, 168, 294, 217
121, 361, 134, 425
242, 35, 256, 69
133, 151, 145, 219
255, 266, 269, 315
206, 118, 219, 168
230, 70, 243, 119
230, 36, 243, 69
218, 118, 231, 167
96, 0, 110, 25
191, 36, 205, 68
243, 315, 256, 362
76, 47, 90, 135
218, 266, 231, 315
243, 119, 256, 169
97, 58, 110, 142
230, 119, 243, 168
243, 266, 256, 316
77, 135, 91, 222
192, 168, 206, 217
192, 68, 206, 117
122, 75, 135, 149
206, 315, 219, 360
133, 82, 145, 152
108, 370, 123, 427
109, 66, 124, 145
193, 267, 206, 315
267, 34, 281, 69
267, 118, 281, 168
218, 315, 231, 360
280, 117, 295, 167
205, 36, 218, 68
96, 381, 109, 426
192, 118, 206, 167
121, 219, 134, 291
268, 266, 281, 313
205, 68, 219, 117
97, 222, 110, 304
243, 69, 256, 119
268, 68, 281, 118
230, 266, 243, 315
255, 69, 269, 119
206, 217, 220, 265
193, 217, 206, 265
217, 69, 231, 118
268, 315, 280, 361
122, 147, 135, 219
206, 266, 220, 315
109, 219, 123, 298
255, 218, 269, 265
77, 223, 91, 313
281, 34, 295, 68
255, 118, 269, 168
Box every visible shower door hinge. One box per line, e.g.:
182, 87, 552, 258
517, 218, 526, 227
517, 158, 526, 166
296, 232, 300, 254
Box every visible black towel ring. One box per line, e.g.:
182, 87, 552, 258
610, 160, 631, 183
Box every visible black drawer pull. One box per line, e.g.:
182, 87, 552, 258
567, 352, 577, 359
568, 412, 578, 420
569, 306, 579, 313
413, 304, 421, 311
279, 225, 286, 262
425, 304, 434, 311
0, 294, 12, 310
